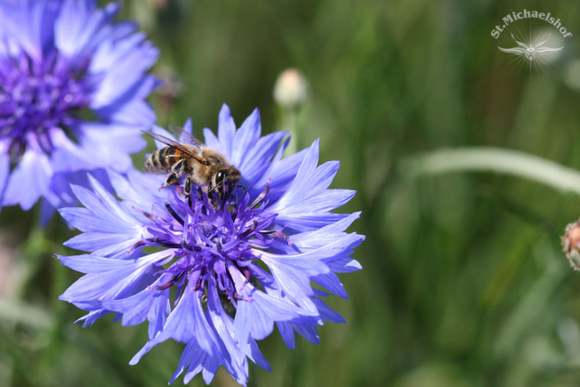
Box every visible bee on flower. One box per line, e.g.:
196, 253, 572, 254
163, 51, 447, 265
58, 105, 364, 386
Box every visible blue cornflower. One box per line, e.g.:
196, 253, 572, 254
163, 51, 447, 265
58, 104, 364, 385
0, 0, 158, 219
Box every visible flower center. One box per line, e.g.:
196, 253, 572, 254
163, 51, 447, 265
0, 49, 92, 160
140, 183, 286, 309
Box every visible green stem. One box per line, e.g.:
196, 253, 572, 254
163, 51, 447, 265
399, 147, 580, 195
16, 215, 50, 300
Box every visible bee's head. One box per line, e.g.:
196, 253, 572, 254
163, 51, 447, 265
226, 167, 241, 186
215, 167, 241, 190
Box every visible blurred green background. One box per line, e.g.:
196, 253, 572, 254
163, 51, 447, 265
4, 0, 580, 386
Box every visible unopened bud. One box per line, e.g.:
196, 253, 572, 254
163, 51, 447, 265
273, 68, 308, 109
562, 219, 580, 270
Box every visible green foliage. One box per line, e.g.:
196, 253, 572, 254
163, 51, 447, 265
3, 0, 580, 385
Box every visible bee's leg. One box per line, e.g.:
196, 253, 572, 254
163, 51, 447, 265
161, 159, 186, 189
206, 182, 218, 206
161, 173, 180, 189
219, 179, 229, 202
181, 177, 189, 206
184, 177, 192, 197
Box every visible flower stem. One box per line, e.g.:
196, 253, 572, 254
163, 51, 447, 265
15, 211, 51, 300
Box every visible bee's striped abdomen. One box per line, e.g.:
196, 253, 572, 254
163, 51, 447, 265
167, 148, 183, 164
145, 147, 184, 173
160, 147, 183, 168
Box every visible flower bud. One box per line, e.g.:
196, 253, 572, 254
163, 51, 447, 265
562, 219, 580, 270
273, 68, 309, 109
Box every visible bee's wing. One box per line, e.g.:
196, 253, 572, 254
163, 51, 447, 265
498, 46, 526, 55
141, 131, 209, 165
168, 125, 206, 148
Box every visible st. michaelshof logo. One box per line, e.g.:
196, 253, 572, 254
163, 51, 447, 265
491, 10, 571, 71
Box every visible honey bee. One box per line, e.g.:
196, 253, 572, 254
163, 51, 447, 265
142, 127, 241, 196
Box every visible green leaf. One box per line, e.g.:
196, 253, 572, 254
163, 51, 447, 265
399, 147, 580, 195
